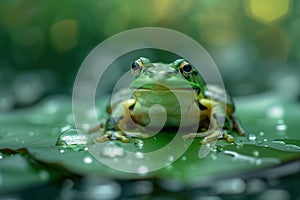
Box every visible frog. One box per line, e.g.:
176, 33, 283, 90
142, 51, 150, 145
91, 57, 245, 144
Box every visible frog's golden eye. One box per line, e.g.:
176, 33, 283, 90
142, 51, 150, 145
131, 60, 143, 76
179, 61, 193, 78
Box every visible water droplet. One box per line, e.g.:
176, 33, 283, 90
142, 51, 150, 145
248, 134, 257, 141
134, 139, 144, 149
216, 145, 223, 152
56, 129, 94, 150
181, 156, 187, 161
0, 152, 3, 160
259, 131, 265, 136
83, 147, 89, 151
83, 156, 93, 164
100, 142, 126, 158
153, 137, 157, 141
137, 165, 149, 175
253, 150, 259, 157
59, 149, 65, 153
135, 152, 144, 159
272, 140, 285, 145
236, 141, 244, 149
263, 139, 268, 142
168, 155, 174, 162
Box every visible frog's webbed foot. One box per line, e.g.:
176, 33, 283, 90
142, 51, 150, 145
95, 130, 130, 143
183, 129, 234, 144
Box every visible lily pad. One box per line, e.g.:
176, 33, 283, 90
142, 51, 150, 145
0, 92, 300, 192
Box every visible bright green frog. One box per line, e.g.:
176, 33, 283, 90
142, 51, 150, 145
92, 57, 245, 144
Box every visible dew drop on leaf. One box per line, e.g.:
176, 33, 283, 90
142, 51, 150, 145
56, 129, 94, 150
135, 152, 144, 159
168, 155, 174, 162
83, 156, 93, 164
137, 165, 149, 175
134, 139, 144, 148
248, 134, 257, 141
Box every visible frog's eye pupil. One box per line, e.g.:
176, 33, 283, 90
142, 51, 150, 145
179, 61, 193, 78
131, 61, 140, 70
131, 60, 143, 76
183, 64, 192, 73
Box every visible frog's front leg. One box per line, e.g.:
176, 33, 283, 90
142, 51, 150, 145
95, 99, 149, 143
183, 99, 234, 144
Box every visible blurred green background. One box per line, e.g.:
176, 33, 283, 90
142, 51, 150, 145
1, 1, 300, 198
0, 0, 300, 112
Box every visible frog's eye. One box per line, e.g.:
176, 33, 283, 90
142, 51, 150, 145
131, 60, 143, 76
179, 61, 193, 78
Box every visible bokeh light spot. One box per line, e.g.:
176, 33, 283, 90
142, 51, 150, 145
50, 19, 79, 53
247, 0, 290, 24
256, 26, 290, 61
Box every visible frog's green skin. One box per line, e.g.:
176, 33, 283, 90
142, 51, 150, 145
94, 57, 245, 144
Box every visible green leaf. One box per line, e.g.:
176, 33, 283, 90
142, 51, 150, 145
0, 93, 300, 192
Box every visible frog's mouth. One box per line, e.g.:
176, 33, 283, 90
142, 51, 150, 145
131, 84, 196, 107
130, 84, 193, 91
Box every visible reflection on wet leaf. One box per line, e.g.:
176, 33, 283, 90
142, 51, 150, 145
56, 129, 94, 151
0, 94, 300, 192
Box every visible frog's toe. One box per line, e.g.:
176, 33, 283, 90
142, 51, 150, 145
200, 131, 219, 144
200, 130, 234, 144
222, 132, 235, 143
182, 131, 213, 140
96, 131, 130, 143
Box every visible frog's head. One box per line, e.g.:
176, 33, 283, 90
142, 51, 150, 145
129, 57, 206, 94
